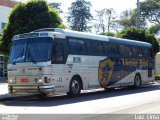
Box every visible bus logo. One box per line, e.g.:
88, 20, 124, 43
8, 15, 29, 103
98, 58, 115, 88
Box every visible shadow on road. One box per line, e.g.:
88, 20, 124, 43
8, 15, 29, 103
2, 84, 160, 107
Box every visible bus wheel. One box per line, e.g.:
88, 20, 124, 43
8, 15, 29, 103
67, 77, 81, 97
134, 74, 141, 87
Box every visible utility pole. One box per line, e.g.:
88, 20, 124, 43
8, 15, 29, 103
136, 0, 140, 28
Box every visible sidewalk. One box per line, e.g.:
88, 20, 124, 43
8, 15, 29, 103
0, 81, 31, 102
0, 82, 18, 101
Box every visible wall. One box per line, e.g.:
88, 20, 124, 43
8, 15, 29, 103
0, 5, 12, 33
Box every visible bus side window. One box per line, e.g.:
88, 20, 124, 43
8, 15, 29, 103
131, 47, 143, 57
119, 45, 132, 56
55, 42, 64, 63
143, 48, 152, 58
97, 42, 104, 54
104, 43, 118, 55
88, 41, 97, 54
69, 39, 86, 54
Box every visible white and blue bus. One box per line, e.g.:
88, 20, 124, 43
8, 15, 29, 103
8, 28, 154, 97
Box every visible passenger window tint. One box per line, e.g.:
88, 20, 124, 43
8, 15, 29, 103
69, 39, 86, 54
103, 43, 118, 54
143, 48, 152, 57
88, 41, 104, 54
97, 42, 104, 54
131, 47, 143, 57
55, 42, 64, 62
88, 41, 97, 53
120, 45, 132, 56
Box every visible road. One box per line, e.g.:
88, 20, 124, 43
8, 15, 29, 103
0, 82, 160, 120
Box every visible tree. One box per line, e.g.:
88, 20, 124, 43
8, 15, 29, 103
147, 24, 159, 34
67, 0, 92, 32
50, 2, 63, 13
94, 8, 117, 33
115, 9, 146, 29
116, 27, 159, 55
1, 0, 62, 55
140, 0, 160, 26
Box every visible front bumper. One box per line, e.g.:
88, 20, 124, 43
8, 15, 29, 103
8, 85, 55, 95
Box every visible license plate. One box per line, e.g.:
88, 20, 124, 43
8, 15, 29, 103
20, 78, 28, 83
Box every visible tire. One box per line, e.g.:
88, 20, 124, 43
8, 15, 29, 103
67, 77, 82, 97
134, 74, 141, 87
104, 87, 115, 91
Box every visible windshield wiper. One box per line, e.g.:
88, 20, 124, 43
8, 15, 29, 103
28, 49, 37, 64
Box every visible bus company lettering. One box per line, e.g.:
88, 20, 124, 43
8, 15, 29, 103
122, 59, 148, 67
73, 57, 82, 63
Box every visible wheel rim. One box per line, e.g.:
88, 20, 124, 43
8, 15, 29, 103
71, 80, 80, 94
135, 76, 141, 86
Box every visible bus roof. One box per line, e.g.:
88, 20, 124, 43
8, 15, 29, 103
13, 28, 152, 48
33, 28, 152, 48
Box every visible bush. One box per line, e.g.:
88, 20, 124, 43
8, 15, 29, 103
155, 75, 160, 80
116, 27, 159, 55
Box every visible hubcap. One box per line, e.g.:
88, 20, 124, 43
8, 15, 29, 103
135, 76, 140, 86
71, 80, 80, 94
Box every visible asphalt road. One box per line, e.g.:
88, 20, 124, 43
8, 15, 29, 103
0, 82, 160, 120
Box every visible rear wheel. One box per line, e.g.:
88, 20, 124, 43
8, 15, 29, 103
67, 77, 82, 97
134, 74, 141, 87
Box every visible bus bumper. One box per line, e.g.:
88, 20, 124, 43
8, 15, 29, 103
39, 85, 55, 94
8, 85, 55, 95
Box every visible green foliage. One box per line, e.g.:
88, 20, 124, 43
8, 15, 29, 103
1, 0, 62, 55
116, 27, 159, 55
67, 0, 92, 32
50, 2, 63, 13
140, 0, 160, 26
155, 74, 160, 80
147, 24, 159, 34
100, 32, 115, 37
105, 32, 115, 37
115, 9, 146, 29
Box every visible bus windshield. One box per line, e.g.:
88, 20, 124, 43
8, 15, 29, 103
9, 37, 53, 64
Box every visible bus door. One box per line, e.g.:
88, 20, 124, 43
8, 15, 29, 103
52, 39, 66, 92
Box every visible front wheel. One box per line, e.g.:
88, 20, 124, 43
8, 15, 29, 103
134, 74, 141, 87
67, 77, 81, 97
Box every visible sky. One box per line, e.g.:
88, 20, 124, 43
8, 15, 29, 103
14, 0, 145, 32
14, 0, 144, 15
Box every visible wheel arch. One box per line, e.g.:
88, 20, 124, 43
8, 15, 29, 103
135, 72, 142, 80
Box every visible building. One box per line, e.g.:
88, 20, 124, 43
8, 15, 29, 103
0, 0, 17, 34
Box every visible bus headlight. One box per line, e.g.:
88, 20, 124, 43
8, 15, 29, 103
8, 77, 16, 84
34, 77, 51, 84
34, 78, 43, 83
9, 79, 13, 83
44, 76, 51, 83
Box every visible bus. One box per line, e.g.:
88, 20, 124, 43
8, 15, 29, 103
7, 28, 154, 97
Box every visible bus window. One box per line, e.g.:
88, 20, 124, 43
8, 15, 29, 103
119, 45, 132, 56
87, 41, 104, 55
143, 48, 152, 57
88, 41, 97, 54
103, 43, 118, 54
131, 47, 143, 57
97, 42, 104, 54
69, 39, 86, 54
55, 42, 64, 63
